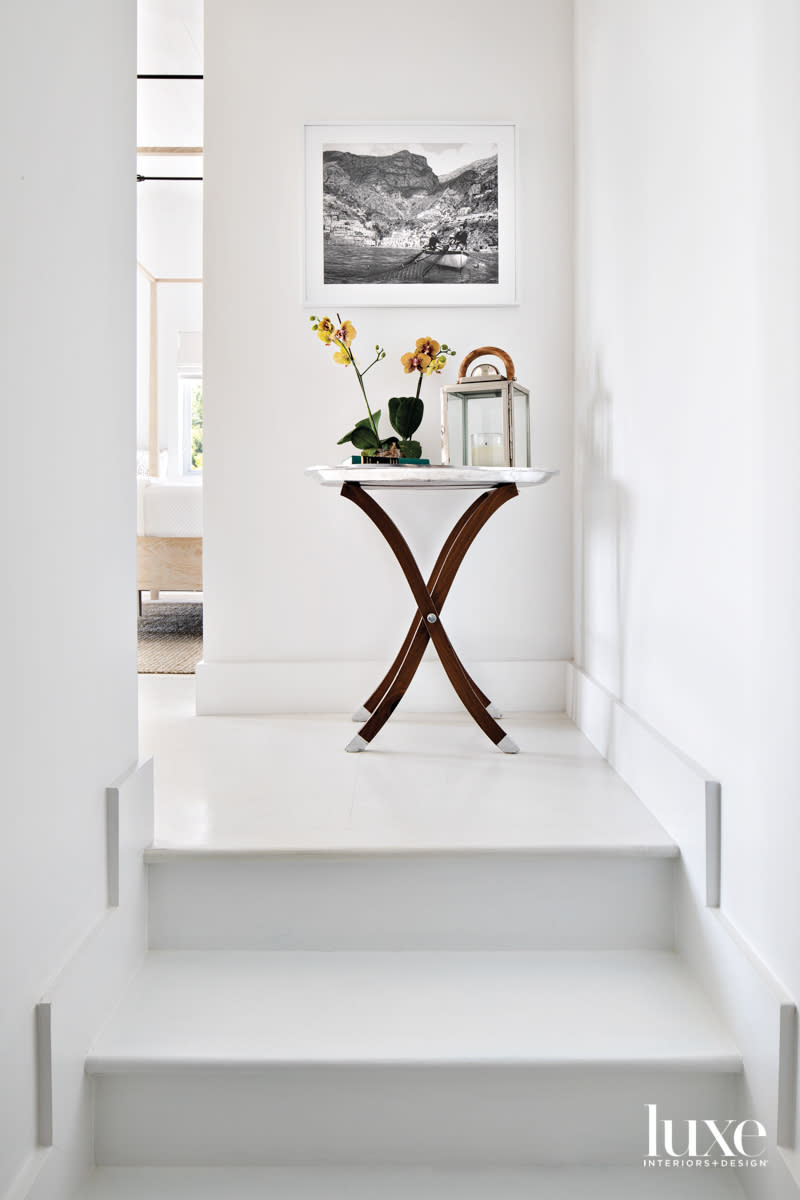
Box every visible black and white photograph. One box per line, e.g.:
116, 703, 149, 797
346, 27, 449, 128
321, 141, 499, 286
305, 123, 518, 305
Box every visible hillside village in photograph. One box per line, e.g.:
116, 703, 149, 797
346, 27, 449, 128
322, 143, 499, 285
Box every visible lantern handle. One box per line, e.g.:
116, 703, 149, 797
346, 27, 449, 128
458, 346, 516, 382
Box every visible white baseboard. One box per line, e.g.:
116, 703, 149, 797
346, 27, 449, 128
9, 760, 154, 1200
195, 658, 567, 716
566, 663, 721, 906
567, 665, 799, 1198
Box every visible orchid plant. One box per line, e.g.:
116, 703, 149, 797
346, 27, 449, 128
309, 315, 455, 459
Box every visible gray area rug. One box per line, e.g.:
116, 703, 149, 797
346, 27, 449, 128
137, 603, 203, 675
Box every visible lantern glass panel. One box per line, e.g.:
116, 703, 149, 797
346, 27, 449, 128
445, 393, 465, 466
512, 385, 531, 467
464, 389, 505, 466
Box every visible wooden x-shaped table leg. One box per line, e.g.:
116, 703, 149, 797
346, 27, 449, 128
340, 480, 520, 754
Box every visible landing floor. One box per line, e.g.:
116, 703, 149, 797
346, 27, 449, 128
139, 677, 674, 854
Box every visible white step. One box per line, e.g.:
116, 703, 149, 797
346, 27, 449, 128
87, 950, 740, 1165
146, 848, 677, 950
74, 1164, 746, 1198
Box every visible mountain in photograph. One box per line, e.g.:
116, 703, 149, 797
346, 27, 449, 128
324, 149, 440, 196
322, 148, 499, 253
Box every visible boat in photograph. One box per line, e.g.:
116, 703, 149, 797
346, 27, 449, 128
434, 251, 469, 270
377, 247, 471, 283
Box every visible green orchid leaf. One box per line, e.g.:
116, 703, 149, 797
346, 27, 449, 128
337, 425, 381, 450
355, 411, 380, 430
349, 425, 382, 451
389, 395, 424, 439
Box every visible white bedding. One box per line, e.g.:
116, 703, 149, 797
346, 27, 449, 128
138, 478, 203, 538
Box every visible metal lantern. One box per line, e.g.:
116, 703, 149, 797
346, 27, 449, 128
441, 346, 531, 468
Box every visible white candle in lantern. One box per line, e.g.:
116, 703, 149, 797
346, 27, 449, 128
470, 434, 505, 467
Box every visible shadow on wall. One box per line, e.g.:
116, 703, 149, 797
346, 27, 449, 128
577, 356, 628, 703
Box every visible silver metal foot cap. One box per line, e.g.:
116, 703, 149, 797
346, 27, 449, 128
498, 735, 519, 755
352, 706, 371, 722
345, 735, 368, 753
486, 702, 503, 719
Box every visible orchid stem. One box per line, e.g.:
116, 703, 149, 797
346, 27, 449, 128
332, 316, 382, 447
351, 352, 380, 442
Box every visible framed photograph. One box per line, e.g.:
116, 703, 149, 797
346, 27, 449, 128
304, 122, 518, 307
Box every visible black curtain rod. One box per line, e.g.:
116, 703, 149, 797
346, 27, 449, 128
137, 73, 203, 80
137, 175, 203, 182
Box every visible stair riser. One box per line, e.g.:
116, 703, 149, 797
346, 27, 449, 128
93, 1067, 739, 1165
147, 855, 676, 951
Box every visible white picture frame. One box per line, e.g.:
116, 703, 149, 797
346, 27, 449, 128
303, 122, 518, 308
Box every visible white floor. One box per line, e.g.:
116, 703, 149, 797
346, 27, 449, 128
139, 675, 676, 853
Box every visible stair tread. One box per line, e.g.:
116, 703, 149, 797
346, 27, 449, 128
145, 843, 679, 859
75, 1165, 746, 1198
86, 950, 739, 1072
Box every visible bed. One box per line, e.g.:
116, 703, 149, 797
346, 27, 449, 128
137, 476, 203, 606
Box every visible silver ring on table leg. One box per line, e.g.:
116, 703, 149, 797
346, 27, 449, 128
352, 706, 371, 723
346, 734, 368, 753
486, 702, 503, 719
498, 735, 519, 754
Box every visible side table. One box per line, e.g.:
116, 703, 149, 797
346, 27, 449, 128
306, 465, 557, 753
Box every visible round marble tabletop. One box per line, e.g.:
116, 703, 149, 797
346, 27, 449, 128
305, 464, 558, 490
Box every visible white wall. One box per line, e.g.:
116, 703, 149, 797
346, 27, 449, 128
201, 0, 574, 712
0, 1, 138, 1192
574, 0, 800, 1004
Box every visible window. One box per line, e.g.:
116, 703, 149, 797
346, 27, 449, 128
180, 373, 203, 474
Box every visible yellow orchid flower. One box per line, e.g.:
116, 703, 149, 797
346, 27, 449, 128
401, 350, 432, 374
415, 337, 441, 359
332, 348, 352, 366
316, 316, 335, 344
424, 354, 447, 376
335, 320, 356, 347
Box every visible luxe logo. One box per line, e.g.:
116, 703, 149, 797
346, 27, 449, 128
645, 1104, 767, 1161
